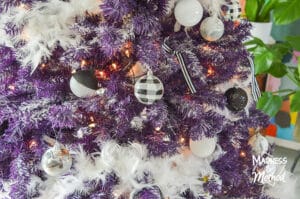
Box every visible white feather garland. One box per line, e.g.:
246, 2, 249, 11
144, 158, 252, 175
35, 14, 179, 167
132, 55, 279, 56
264, 170, 298, 199
27, 141, 222, 199
0, 0, 102, 73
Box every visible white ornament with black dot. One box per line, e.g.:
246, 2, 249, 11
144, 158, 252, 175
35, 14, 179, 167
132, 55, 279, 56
200, 16, 225, 42
134, 71, 164, 105
70, 70, 98, 98
174, 0, 203, 27
41, 143, 72, 176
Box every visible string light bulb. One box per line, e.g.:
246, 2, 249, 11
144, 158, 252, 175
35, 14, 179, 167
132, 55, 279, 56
207, 66, 215, 77
124, 49, 131, 57
202, 45, 211, 51
240, 150, 246, 158
71, 69, 77, 74
155, 126, 161, 131
81, 60, 87, 67
89, 116, 96, 128
95, 70, 107, 79
41, 63, 47, 69
179, 136, 185, 144
110, 62, 118, 71
19, 3, 29, 10
28, 139, 38, 149
8, 85, 15, 91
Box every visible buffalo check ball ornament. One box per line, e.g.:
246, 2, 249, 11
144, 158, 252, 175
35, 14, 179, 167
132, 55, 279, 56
222, 0, 242, 21
134, 71, 164, 105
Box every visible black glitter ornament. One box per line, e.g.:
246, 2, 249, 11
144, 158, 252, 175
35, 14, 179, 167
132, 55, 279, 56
225, 87, 248, 111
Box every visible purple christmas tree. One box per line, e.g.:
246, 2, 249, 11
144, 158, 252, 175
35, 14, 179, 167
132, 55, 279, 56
0, 0, 275, 198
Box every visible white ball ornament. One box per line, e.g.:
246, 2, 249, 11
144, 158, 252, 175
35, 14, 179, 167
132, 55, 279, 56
248, 133, 269, 155
189, 136, 217, 158
200, 17, 225, 41
41, 143, 72, 176
174, 0, 203, 27
70, 70, 98, 98
134, 71, 164, 105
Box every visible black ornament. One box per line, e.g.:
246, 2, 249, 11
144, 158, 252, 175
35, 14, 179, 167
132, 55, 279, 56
0, 120, 8, 136
72, 70, 98, 90
225, 87, 248, 111
70, 70, 99, 98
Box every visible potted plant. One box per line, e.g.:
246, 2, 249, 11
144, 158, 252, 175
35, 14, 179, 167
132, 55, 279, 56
245, 35, 300, 116
245, 0, 300, 43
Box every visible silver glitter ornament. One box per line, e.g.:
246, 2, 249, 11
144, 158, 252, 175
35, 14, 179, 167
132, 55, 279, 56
200, 17, 225, 42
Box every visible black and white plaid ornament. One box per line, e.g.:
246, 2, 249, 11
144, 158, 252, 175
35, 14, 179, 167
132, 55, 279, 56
134, 71, 164, 105
222, 0, 242, 21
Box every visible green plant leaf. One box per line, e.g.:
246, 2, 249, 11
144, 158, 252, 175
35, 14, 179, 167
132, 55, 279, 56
286, 35, 300, 51
271, 42, 292, 58
290, 91, 300, 112
273, 0, 300, 25
267, 62, 287, 77
298, 57, 300, 79
253, 46, 275, 74
258, 0, 279, 22
257, 92, 283, 117
244, 37, 265, 47
245, 0, 258, 21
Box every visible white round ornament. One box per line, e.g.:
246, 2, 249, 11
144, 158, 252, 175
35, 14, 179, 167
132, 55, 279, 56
222, 0, 242, 21
174, 0, 203, 27
134, 71, 164, 105
70, 70, 98, 98
248, 133, 269, 155
200, 17, 225, 41
189, 136, 217, 158
41, 143, 72, 176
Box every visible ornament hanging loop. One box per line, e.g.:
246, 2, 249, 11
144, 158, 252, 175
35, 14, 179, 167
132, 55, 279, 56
162, 37, 197, 94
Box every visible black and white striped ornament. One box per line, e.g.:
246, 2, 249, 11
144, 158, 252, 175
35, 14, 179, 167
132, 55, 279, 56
134, 71, 164, 105
70, 70, 98, 98
222, 0, 242, 21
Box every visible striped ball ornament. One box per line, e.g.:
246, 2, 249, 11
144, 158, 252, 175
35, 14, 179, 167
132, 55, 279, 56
134, 72, 164, 105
